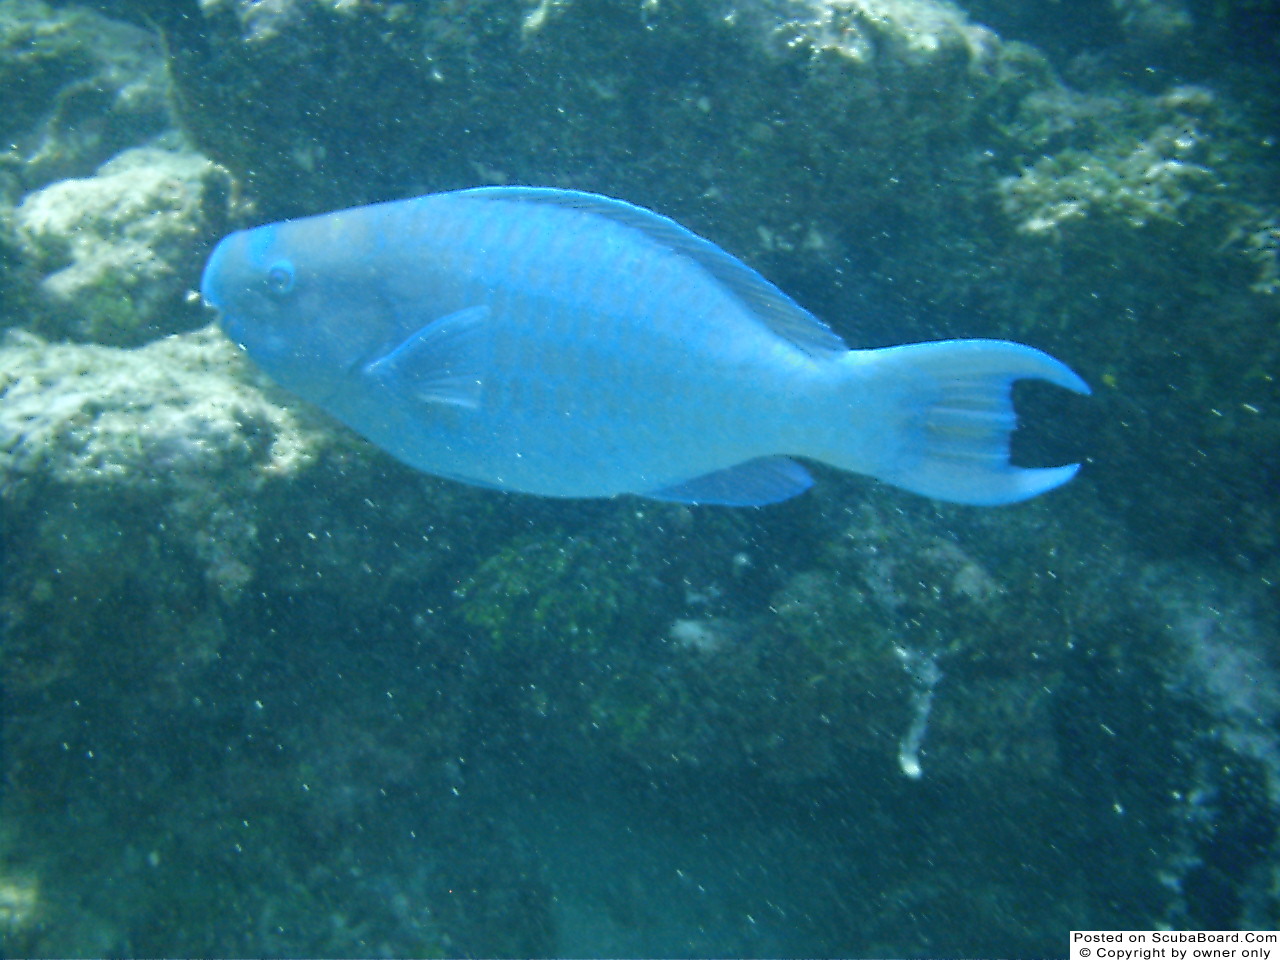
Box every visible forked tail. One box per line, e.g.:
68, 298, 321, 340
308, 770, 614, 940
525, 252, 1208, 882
833, 339, 1091, 506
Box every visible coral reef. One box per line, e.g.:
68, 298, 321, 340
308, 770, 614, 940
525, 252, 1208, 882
26, 0, 1273, 580
197, 0, 366, 44
999, 109, 1215, 233
768, 0, 1000, 65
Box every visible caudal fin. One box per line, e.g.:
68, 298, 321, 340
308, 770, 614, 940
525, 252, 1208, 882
849, 339, 1090, 506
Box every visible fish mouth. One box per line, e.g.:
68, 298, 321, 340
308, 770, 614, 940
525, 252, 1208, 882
219, 314, 248, 350
199, 282, 223, 313
200, 246, 221, 306
200, 233, 240, 313
200, 237, 246, 347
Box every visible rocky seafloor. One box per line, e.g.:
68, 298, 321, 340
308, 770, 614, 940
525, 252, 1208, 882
1, 0, 1278, 954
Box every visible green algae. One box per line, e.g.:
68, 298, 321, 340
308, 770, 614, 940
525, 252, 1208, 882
456, 532, 637, 655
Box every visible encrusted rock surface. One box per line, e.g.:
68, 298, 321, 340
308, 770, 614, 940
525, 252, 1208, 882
0, 0, 170, 196
14, 145, 233, 344
0, 324, 319, 492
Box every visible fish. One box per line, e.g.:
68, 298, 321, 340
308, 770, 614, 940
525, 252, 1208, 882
200, 187, 1089, 507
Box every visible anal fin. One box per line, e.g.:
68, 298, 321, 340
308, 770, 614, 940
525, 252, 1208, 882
645, 457, 814, 506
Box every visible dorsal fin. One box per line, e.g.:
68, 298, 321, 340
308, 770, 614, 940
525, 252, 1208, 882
454, 187, 849, 358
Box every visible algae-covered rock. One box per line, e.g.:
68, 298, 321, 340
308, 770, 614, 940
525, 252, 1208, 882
456, 532, 650, 655
197, 0, 365, 44
153, 0, 1045, 235
13, 144, 233, 345
0, 317, 503, 957
41, 0, 1273, 579
0, 324, 318, 493
767, 0, 1000, 65
0, 0, 170, 195
450, 495, 1064, 784
0, 0, 180, 347
998, 85, 1222, 234
0, 324, 326, 629
980, 77, 1280, 563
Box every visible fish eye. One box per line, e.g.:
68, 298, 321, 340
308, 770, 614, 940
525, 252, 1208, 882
265, 260, 296, 296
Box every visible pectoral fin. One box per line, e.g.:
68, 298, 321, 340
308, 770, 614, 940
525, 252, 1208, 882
362, 305, 491, 409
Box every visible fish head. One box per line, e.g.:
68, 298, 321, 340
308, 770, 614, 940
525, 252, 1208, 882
200, 212, 402, 402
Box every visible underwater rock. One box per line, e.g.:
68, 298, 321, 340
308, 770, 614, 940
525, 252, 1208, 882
449, 497, 1072, 785
667, 617, 742, 656
0, 1, 180, 345
197, 0, 365, 44
0, 324, 326, 615
155, 0, 1045, 234
765, 0, 1000, 66
0, 0, 170, 196
14, 144, 233, 345
0, 874, 39, 938
977, 77, 1279, 565
997, 86, 1220, 234
1112, 0, 1192, 46
0, 317, 490, 956
0, 324, 319, 492
46, 0, 1272, 571
0, 0, 1277, 951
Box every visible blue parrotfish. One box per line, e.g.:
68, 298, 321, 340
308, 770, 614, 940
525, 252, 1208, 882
200, 187, 1089, 506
